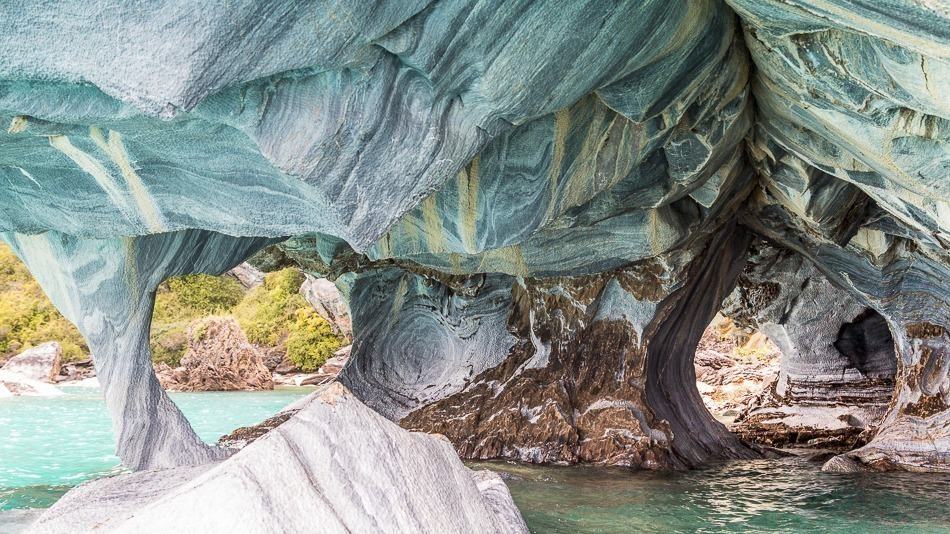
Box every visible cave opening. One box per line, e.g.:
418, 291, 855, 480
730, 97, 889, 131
694, 303, 899, 454
694, 313, 781, 427
833, 308, 897, 379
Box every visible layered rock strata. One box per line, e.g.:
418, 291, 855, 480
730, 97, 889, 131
723, 240, 897, 450
694, 317, 780, 418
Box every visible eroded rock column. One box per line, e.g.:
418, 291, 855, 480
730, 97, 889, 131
341, 222, 758, 468
2, 230, 274, 470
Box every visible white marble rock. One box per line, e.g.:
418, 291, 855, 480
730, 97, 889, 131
28, 383, 528, 534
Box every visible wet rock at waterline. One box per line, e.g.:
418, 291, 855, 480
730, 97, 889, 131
0, 370, 64, 397
1, 231, 275, 470
0, 0, 946, 491
30, 383, 529, 534
0, 342, 66, 396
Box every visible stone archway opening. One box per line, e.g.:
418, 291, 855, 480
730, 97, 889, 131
833, 309, 897, 380
694, 261, 900, 454
694, 313, 782, 427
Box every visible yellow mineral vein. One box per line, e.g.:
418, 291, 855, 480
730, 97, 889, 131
91, 128, 166, 233
7, 116, 28, 134
457, 156, 480, 254
421, 194, 445, 253
49, 134, 132, 220
544, 108, 570, 222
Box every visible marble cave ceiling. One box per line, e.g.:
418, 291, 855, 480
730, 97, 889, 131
0, 0, 948, 472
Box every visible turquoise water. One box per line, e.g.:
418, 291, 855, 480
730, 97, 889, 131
480, 458, 950, 533
0, 386, 311, 511
3, 389, 950, 533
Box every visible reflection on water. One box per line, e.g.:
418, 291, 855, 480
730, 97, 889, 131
0, 386, 312, 512
476, 456, 950, 533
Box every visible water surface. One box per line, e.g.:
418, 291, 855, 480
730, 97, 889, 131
4, 388, 950, 533
478, 457, 950, 533
0, 386, 311, 511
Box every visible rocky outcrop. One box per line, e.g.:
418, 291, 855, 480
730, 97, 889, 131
1, 342, 62, 382
298, 345, 351, 387
227, 262, 265, 289
0, 0, 947, 487
154, 317, 273, 392
728, 0, 950, 471
56, 358, 95, 383
0, 370, 63, 397
694, 317, 780, 418
299, 274, 351, 339
0, 342, 64, 396
722, 240, 898, 450
31, 383, 528, 534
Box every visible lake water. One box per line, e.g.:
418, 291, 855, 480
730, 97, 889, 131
0, 386, 311, 513
478, 458, 950, 533
2, 387, 950, 533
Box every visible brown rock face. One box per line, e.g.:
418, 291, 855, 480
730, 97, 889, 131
349, 221, 759, 469
156, 317, 273, 392
402, 277, 673, 468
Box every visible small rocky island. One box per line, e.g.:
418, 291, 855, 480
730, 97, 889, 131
0, 0, 948, 531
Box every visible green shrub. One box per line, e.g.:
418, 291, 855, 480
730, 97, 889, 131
0, 245, 88, 363
234, 268, 343, 370
0, 245, 343, 370
153, 274, 245, 322
285, 308, 342, 372
233, 269, 307, 346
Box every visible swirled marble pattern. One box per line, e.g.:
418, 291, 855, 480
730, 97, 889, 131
1, 230, 276, 470
0, 0, 948, 480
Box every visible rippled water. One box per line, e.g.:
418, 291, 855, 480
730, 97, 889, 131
478, 457, 950, 533
3, 389, 949, 533
0, 386, 312, 512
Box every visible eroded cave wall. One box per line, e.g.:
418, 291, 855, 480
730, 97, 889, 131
730, 0, 950, 471
338, 221, 758, 469
723, 239, 897, 450
0, 0, 947, 475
